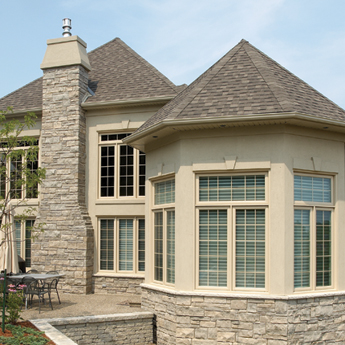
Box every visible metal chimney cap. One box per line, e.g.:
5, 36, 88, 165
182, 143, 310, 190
62, 18, 72, 37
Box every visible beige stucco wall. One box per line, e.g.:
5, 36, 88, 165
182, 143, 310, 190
144, 124, 345, 295
85, 105, 165, 277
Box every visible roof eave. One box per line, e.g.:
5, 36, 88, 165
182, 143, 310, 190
81, 95, 176, 111
3, 108, 43, 118
124, 112, 345, 149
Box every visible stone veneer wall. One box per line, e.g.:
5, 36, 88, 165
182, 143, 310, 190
141, 285, 345, 345
52, 312, 154, 345
32, 65, 94, 294
92, 276, 144, 295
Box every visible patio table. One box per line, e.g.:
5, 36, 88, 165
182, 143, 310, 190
8, 273, 64, 281
9, 273, 65, 310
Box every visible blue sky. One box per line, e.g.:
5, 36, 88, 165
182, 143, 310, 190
1, 0, 345, 108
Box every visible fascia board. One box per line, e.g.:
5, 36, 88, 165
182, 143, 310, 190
124, 112, 345, 145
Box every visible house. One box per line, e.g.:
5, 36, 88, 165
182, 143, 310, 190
1, 22, 345, 343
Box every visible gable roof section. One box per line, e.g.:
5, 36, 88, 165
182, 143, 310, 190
135, 39, 345, 135
0, 38, 179, 112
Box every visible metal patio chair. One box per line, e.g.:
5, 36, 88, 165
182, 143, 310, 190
24, 279, 52, 313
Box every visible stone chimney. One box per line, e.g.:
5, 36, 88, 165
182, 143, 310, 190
32, 20, 94, 293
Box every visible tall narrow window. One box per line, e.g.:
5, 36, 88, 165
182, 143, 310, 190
100, 146, 115, 197
294, 209, 310, 288
99, 133, 145, 198
166, 210, 175, 284
153, 179, 175, 284
138, 219, 145, 272
100, 219, 114, 270
199, 210, 227, 287
119, 219, 133, 271
154, 212, 163, 282
10, 154, 22, 199
14, 219, 34, 268
119, 145, 134, 197
25, 220, 34, 267
316, 210, 331, 287
294, 174, 333, 290
138, 151, 146, 196
26, 152, 38, 199
235, 209, 265, 288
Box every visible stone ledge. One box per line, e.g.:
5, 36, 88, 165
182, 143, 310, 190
141, 283, 345, 300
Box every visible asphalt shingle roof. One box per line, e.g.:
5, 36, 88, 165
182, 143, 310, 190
0, 38, 179, 112
136, 39, 345, 134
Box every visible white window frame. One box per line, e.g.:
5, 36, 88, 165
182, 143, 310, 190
152, 178, 175, 286
98, 132, 145, 199
98, 217, 145, 275
294, 172, 334, 292
195, 172, 268, 292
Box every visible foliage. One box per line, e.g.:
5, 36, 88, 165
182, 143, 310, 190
0, 106, 46, 246
0, 279, 25, 324
0, 324, 48, 344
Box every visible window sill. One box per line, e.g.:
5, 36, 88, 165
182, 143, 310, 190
93, 272, 145, 279
95, 199, 145, 205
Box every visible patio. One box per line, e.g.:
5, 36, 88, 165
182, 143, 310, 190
20, 292, 142, 320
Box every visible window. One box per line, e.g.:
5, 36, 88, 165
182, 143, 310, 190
197, 174, 267, 290
99, 133, 145, 198
294, 174, 333, 290
15, 219, 34, 268
99, 218, 145, 273
153, 179, 175, 284
0, 140, 39, 200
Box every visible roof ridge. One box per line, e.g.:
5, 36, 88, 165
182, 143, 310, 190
173, 40, 246, 119
115, 38, 179, 95
134, 40, 248, 133
87, 37, 120, 55
167, 40, 247, 120
242, 43, 286, 112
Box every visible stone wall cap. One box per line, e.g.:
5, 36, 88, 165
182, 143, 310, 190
35, 311, 154, 326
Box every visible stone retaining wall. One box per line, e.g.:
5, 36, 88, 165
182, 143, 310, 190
141, 285, 345, 344
47, 312, 154, 345
92, 276, 144, 295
